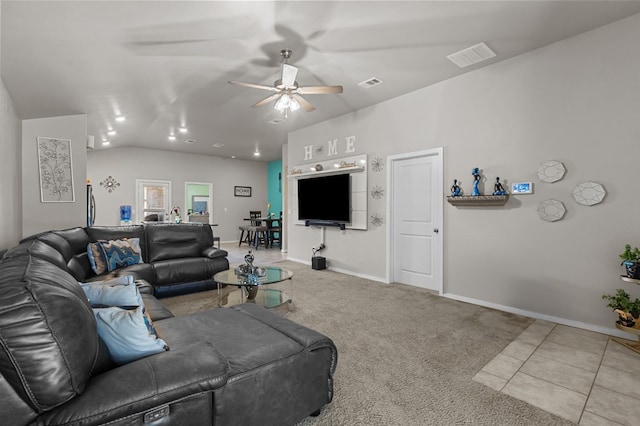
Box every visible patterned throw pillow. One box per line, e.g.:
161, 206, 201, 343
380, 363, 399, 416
87, 238, 144, 275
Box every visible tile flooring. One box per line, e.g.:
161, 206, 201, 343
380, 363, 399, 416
222, 243, 640, 424
474, 320, 640, 425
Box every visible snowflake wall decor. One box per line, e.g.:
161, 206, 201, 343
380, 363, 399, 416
370, 213, 384, 227
370, 185, 384, 200
371, 157, 384, 172
100, 176, 120, 193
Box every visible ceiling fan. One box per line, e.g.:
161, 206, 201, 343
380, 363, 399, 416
229, 49, 343, 115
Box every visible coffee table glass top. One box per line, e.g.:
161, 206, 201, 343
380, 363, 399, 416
214, 266, 293, 287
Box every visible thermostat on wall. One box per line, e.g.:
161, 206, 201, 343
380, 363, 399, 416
512, 182, 533, 194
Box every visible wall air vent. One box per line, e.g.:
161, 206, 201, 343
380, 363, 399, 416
358, 77, 383, 88
184, 139, 197, 144
446, 42, 496, 68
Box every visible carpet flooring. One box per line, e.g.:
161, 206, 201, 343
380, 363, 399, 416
162, 261, 574, 425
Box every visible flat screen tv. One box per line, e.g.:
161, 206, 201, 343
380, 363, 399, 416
298, 173, 350, 223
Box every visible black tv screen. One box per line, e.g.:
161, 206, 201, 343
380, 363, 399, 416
298, 174, 350, 223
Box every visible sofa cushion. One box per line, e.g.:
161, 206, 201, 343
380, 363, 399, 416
153, 257, 227, 286
145, 223, 213, 263
0, 254, 98, 412
93, 306, 169, 365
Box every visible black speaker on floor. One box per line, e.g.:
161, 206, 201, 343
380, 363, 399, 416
312, 256, 326, 270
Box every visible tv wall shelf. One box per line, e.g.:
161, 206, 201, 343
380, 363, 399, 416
446, 195, 509, 206
288, 165, 365, 179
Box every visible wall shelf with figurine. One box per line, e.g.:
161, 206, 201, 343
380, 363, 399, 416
446, 195, 509, 207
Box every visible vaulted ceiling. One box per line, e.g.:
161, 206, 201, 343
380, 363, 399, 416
3, 1, 640, 162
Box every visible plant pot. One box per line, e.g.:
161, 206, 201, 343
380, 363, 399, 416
623, 261, 640, 279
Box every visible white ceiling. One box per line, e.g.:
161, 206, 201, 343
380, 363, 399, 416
3, 1, 640, 162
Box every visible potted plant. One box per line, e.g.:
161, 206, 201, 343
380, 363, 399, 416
620, 244, 640, 279
602, 288, 640, 328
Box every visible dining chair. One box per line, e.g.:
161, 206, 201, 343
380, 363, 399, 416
269, 212, 282, 248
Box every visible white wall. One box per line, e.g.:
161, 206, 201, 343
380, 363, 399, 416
0, 1, 23, 250
287, 13, 640, 334
22, 115, 87, 238
87, 147, 268, 243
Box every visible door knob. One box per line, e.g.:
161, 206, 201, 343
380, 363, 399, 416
433, 228, 439, 233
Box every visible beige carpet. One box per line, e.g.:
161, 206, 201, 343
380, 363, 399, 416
162, 261, 573, 425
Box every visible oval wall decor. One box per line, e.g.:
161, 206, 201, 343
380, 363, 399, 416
572, 181, 606, 206
537, 199, 566, 222
537, 160, 566, 183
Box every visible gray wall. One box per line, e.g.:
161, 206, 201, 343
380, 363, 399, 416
22, 115, 87, 238
0, 1, 23, 250
287, 13, 640, 335
87, 147, 268, 243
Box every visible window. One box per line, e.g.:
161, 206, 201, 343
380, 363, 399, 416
136, 180, 171, 223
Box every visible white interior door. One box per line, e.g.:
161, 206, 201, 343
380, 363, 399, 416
388, 149, 442, 292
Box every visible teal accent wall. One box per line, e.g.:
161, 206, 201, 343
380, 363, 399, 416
267, 160, 283, 216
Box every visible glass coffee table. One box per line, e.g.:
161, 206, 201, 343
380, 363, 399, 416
213, 266, 294, 314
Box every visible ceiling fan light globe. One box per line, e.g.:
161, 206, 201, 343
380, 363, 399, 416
289, 97, 301, 112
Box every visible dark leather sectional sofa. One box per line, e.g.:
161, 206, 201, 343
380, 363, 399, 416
0, 224, 338, 425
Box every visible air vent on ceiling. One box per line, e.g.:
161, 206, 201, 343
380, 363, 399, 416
446, 42, 496, 68
269, 118, 285, 124
184, 139, 197, 144
358, 77, 383, 88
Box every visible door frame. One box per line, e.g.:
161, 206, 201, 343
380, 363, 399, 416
135, 179, 172, 224
184, 181, 214, 224
386, 147, 443, 293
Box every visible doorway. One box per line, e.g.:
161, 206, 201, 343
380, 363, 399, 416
387, 148, 443, 293
185, 182, 213, 225
136, 180, 171, 223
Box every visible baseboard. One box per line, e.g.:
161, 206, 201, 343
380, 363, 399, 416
286, 256, 388, 283
442, 292, 632, 340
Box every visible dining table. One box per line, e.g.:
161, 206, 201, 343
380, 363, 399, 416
242, 216, 282, 248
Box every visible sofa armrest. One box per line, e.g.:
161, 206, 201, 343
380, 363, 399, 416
201, 247, 228, 259
38, 342, 229, 425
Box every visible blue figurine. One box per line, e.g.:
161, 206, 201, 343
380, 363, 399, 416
450, 179, 462, 196
472, 168, 481, 196
493, 177, 506, 196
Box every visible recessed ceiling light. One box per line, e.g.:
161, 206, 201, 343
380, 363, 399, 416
115, 115, 125, 122
212, 143, 224, 148
179, 127, 188, 133
107, 130, 116, 136
253, 151, 261, 157
231, 155, 236, 159
101, 141, 111, 146
168, 135, 176, 141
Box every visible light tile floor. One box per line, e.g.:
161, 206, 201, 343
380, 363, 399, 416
222, 243, 640, 424
474, 320, 640, 425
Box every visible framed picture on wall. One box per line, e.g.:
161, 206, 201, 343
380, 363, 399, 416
234, 186, 252, 197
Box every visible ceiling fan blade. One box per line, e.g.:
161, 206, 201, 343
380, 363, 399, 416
229, 81, 277, 91
252, 93, 282, 108
281, 64, 298, 87
292, 94, 316, 112
297, 85, 343, 94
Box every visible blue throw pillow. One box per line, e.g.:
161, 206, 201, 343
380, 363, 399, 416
93, 306, 169, 365
80, 277, 142, 308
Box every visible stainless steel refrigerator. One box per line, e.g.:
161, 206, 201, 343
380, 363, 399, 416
87, 181, 96, 226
